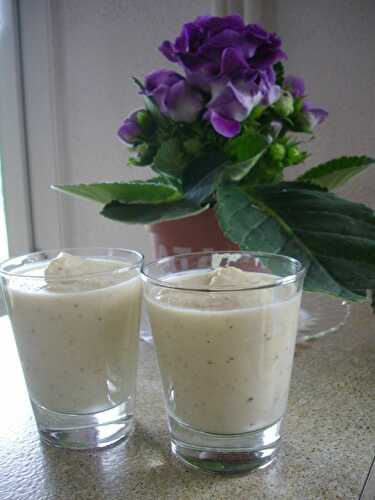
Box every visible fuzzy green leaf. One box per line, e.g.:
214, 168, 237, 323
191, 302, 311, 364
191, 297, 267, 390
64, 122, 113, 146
102, 200, 208, 224
225, 132, 268, 164
223, 132, 268, 182
298, 156, 375, 189
216, 181, 375, 302
101, 156, 222, 225
153, 138, 187, 176
225, 152, 266, 182
53, 177, 182, 205
182, 150, 228, 199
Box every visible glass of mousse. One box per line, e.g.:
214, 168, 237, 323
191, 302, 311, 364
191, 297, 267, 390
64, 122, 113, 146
0, 248, 143, 449
142, 251, 305, 474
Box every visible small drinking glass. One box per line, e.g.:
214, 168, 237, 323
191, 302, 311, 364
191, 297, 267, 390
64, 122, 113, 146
0, 248, 143, 449
142, 251, 305, 474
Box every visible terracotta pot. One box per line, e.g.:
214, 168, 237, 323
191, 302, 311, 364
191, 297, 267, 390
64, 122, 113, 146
148, 208, 239, 258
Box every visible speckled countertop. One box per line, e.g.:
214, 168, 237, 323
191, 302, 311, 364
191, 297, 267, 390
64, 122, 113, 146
0, 304, 374, 500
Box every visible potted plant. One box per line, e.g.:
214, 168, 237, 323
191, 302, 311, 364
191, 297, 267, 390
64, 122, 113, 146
55, 14, 375, 322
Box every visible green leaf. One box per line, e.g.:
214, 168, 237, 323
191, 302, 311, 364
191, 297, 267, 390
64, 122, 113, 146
100, 153, 220, 224
224, 132, 268, 181
225, 132, 268, 164
53, 177, 182, 205
185, 166, 225, 205
274, 62, 285, 86
225, 152, 266, 182
153, 138, 187, 176
182, 151, 227, 190
240, 157, 283, 185
102, 200, 208, 224
298, 156, 375, 189
216, 181, 375, 301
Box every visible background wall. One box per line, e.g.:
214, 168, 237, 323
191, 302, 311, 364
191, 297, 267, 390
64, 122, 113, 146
260, 0, 375, 208
18, 0, 375, 260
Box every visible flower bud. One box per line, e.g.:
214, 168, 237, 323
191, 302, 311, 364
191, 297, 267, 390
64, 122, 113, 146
270, 143, 286, 161
273, 92, 294, 117
287, 146, 302, 164
118, 111, 142, 144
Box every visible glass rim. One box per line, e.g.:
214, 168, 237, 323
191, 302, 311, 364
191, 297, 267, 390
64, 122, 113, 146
141, 250, 306, 292
0, 247, 144, 281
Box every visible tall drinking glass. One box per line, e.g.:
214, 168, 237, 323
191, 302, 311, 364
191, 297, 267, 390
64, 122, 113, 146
142, 251, 305, 473
0, 248, 143, 449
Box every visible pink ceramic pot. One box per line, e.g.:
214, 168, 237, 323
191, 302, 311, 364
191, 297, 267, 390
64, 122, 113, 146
148, 208, 239, 258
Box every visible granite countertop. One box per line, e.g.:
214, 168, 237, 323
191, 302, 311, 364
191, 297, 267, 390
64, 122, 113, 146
0, 304, 374, 500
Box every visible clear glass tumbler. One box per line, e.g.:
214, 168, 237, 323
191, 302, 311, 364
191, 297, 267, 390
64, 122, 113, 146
0, 248, 143, 449
142, 251, 305, 474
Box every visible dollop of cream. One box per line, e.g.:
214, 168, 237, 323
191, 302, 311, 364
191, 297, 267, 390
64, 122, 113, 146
44, 252, 124, 291
151, 267, 279, 310
208, 266, 275, 289
45, 252, 108, 279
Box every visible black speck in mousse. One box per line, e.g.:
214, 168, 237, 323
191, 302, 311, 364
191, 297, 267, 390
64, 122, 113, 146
207, 360, 214, 365
247, 397, 254, 403
226, 356, 235, 363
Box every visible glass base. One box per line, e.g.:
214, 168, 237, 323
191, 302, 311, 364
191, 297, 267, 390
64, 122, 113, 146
169, 416, 281, 474
32, 400, 134, 450
297, 292, 351, 343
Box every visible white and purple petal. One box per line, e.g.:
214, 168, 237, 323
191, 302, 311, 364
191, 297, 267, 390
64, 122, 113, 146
206, 110, 241, 137
165, 80, 204, 122
303, 101, 328, 128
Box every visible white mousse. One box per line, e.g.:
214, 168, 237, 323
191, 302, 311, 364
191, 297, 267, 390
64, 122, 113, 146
145, 266, 301, 434
8, 253, 142, 414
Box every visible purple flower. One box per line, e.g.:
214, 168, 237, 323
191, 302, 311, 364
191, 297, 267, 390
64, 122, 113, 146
285, 75, 305, 97
285, 74, 328, 128
302, 100, 328, 128
159, 15, 286, 136
159, 16, 286, 89
144, 69, 204, 123
118, 111, 142, 143
205, 80, 263, 137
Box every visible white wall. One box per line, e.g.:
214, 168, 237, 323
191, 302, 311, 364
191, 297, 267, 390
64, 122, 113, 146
261, 0, 375, 208
18, 0, 375, 261
20, 0, 211, 259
